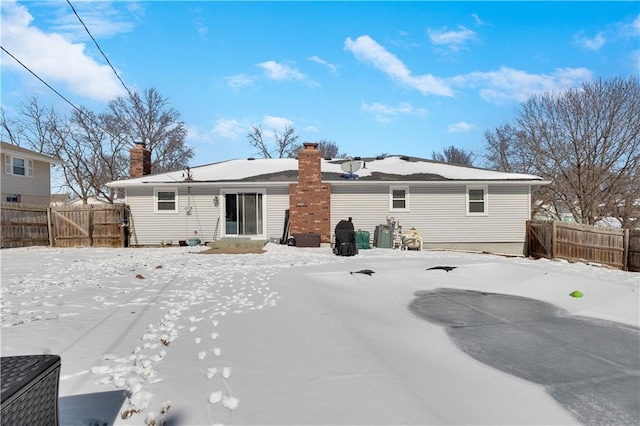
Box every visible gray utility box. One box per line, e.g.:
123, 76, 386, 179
294, 233, 321, 247
374, 225, 393, 248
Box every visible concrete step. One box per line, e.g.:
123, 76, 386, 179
206, 239, 269, 249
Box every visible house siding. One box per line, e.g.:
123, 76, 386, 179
125, 185, 290, 246
330, 183, 531, 253
1, 158, 52, 205
265, 186, 289, 242
112, 152, 541, 255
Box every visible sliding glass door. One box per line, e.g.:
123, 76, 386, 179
224, 192, 263, 236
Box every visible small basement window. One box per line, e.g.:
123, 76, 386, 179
389, 185, 409, 211
6, 194, 20, 203
467, 185, 488, 216
155, 188, 178, 213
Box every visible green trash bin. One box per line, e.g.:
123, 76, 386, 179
355, 230, 371, 249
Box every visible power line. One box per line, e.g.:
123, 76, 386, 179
66, 0, 135, 100
0, 45, 85, 116
0, 46, 135, 153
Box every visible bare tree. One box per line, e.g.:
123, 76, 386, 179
106, 87, 192, 173
483, 76, 640, 227
291, 139, 346, 158
247, 124, 299, 158
431, 145, 475, 166
1, 98, 61, 155
1, 88, 194, 203
1, 98, 69, 195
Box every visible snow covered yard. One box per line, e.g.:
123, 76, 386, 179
1, 244, 638, 425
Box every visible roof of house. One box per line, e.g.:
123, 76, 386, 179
107, 155, 547, 188
0, 141, 64, 165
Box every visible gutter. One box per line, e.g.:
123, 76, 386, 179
107, 179, 551, 188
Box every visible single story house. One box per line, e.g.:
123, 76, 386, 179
1, 141, 63, 205
106, 142, 548, 255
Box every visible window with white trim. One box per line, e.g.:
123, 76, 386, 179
155, 188, 178, 212
389, 185, 409, 211
466, 185, 488, 215
4, 155, 33, 177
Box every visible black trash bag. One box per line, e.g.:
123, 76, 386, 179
334, 218, 357, 256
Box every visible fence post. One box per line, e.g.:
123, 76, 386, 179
551, 220, 556, 260
623, 228, 630, 271
119, 205, 126, 248
525, 220, 530, 257
88, 205, 94, 247
46, 206, 54, 247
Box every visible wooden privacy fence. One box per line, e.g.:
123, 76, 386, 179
1, 202, 128, 248
527, 220, 640, 272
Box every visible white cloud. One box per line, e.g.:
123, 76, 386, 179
427, 25, 476, 51
448, 122, 476, 133
628, 14, 640, 36
389, 31, 421, 50
225, 74, 254, 89
454, 66, 593, 104
263, 116, 294, 132
0, 0, 126, 102
228, 60, 316, 89
344, 35, 453, 97
46, 1, 137, 41
575, 32, 606, 51
257, 60, 304, 81
194, 14, 209, 40
212, 118, 245, 139
308, 55, 338, 73
303, 125, 319, 133
471, 14, 484, 26
361, 101, 428, 124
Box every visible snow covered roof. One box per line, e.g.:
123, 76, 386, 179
107, 155, 546, 188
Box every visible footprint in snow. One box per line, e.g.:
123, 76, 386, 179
194, 337, 201, 344
222, 395, 239, 411
198, 351, 207, 360
206, 368, 217, 379
222, 367, 231, 379
209, 391, 222, 404
213, 348, 221, 356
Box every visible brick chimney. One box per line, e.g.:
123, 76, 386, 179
130, 142, 151, 178
289, 142, 331, 243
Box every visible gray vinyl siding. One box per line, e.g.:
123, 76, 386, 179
330, 183, 531, 244
1, 159, 51, 204
125, 186, 220, 245
331, 184, 389, 234
265, 186, 289, 241
126, 185, 290, 245
126, 181, 531, 247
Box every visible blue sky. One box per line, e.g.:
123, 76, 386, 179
2, 1, 639, 166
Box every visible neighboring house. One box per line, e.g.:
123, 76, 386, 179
67, 196, 113, 206
1, 141, 63, 205
51, 195, 125, 206
106, 142, 548, 255
50, 193, 71, 206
